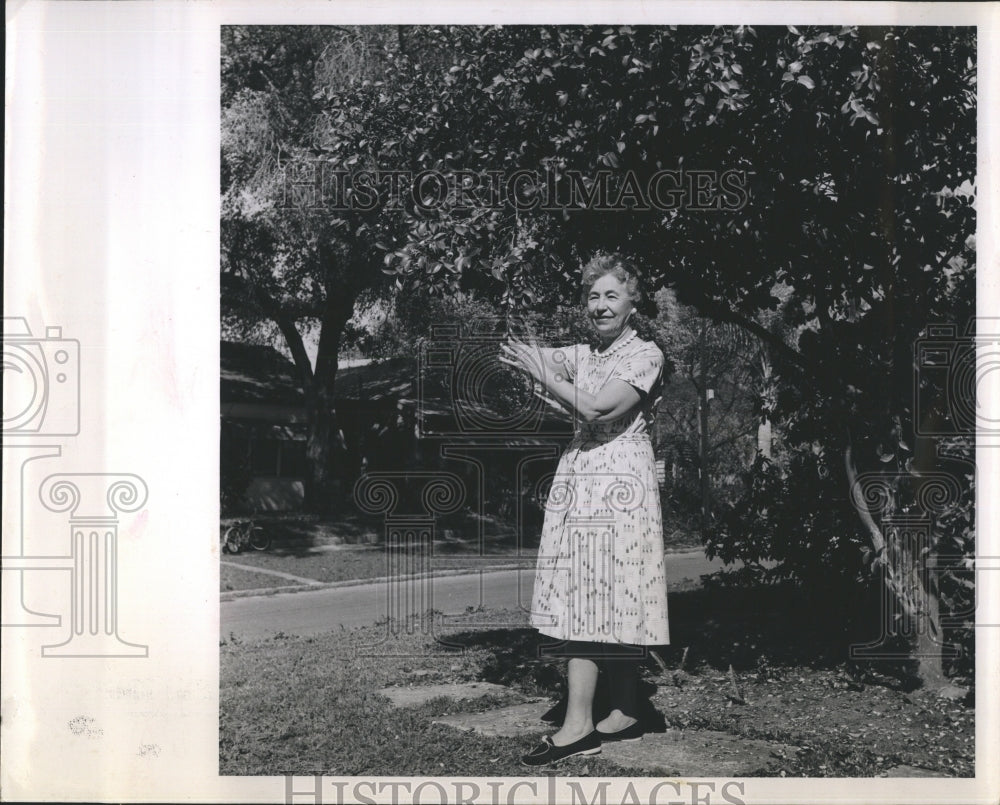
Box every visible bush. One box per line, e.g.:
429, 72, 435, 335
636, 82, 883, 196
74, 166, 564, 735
708, 451, 866, 588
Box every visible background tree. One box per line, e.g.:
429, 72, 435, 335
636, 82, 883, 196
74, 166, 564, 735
377, 24, 975, 688
222, 26, 425, 511
654, 287, 763, 539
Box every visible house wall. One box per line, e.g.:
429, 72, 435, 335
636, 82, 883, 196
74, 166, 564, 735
221, 415, 308, 514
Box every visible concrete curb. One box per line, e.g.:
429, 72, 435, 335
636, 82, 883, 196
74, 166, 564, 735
220, 559, 325, 586
220, 562, 533, 602
219, 546, 709, 602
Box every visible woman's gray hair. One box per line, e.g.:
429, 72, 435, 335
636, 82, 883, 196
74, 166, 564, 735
580, 253, 643, 304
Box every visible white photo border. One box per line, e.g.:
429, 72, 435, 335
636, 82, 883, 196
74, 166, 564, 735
3, 1, 998, 803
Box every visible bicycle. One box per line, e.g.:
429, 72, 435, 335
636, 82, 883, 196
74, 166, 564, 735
221, 519, 271, 554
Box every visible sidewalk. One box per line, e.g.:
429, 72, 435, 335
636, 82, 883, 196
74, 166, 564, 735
220, 549, 728, 640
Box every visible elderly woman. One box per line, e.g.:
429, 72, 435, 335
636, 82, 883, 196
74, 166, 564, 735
500, 253, 670, 766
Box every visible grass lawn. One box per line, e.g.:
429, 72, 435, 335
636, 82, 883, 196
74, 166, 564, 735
220, 580, 974, 778
221, 608, 650, 777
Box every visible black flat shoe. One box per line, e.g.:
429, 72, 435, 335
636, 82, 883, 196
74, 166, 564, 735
521, 731, 602, 766
596, 721, 644, 743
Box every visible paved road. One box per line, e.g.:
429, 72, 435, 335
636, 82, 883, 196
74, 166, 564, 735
220, 550, 728, 641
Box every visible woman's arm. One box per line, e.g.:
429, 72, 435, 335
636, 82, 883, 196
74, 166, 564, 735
543, 376, 641, 423
500, 339, 640, 423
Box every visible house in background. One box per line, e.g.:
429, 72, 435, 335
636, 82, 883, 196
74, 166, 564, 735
220, 339, 574, 514
220, 341, 309, 512
220, 344, 438, 513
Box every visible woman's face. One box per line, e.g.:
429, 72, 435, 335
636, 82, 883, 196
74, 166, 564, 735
587, 272, 634, 341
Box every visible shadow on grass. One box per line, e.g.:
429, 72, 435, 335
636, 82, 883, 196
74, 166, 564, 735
444, 578, 921, 699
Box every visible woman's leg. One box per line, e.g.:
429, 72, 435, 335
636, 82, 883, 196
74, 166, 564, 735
551, 656, 599, 745
596, 646, 643, 733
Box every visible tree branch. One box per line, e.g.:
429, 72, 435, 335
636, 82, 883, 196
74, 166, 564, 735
250, 280, 316, 394
698, 300, 809, 377
710, 426, 757, 453
844, 442, 886, 555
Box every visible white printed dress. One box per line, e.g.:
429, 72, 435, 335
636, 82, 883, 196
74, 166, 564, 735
530, 328, 670, 646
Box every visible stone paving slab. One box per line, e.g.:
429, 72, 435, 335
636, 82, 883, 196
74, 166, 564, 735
601, 728, 794, 776
379, 682, 526, 708
433, 702, 551, 737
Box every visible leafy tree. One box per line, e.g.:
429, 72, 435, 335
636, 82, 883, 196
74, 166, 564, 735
375, 25, 975, 688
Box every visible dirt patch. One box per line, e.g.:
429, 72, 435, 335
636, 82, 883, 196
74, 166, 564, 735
380, 682, 522, 708
433, 702, 551, 737
650, 665, 973, 776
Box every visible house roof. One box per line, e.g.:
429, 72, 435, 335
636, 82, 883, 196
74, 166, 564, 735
220, 341, 304, 406
335, 357, 418, 403
221, 340, 572, 436
219, 342, 411, 407
338, 354, 572, 436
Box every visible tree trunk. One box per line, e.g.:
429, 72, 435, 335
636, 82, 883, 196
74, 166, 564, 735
844, 443, 950, 691
698, 384, 711, 540
300, 292, 353, 514
254, 272, 355, 515
757, 352, 774, 460
303, 390, 337, 514
694, 323, 712, 540
911, 561, 949, 689
756, 417, 772, 459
